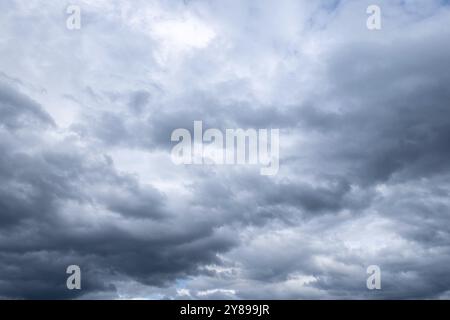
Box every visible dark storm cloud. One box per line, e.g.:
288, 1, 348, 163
162, 0, 450, 299
72, 93, 295, 150
0, 82, 55, 130
316, 31, 450, 185
1, 0, 450, 300
0, 251, 115, 300
0, 82, 238, 298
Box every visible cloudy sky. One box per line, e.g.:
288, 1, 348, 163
1, 0, 450, 299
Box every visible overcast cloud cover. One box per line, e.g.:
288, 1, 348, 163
0, 0, 450, 299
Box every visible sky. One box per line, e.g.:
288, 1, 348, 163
0, 0, 450, 299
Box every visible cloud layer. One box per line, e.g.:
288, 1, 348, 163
0, 0, 450, 299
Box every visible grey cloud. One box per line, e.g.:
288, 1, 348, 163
0, 82, 238, 298
1, 0, 450, 300
0, 82, 55, 130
